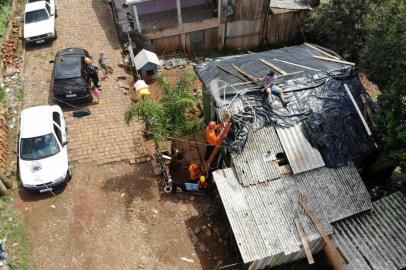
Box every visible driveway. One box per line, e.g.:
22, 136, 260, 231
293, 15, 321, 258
14, 0, 235, 269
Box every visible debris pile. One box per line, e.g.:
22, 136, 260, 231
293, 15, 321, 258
1, 22, 22, 70
162, 53, 190, 70
0, 107, 9, 170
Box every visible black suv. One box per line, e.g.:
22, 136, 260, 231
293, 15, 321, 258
52, 48, 93, 103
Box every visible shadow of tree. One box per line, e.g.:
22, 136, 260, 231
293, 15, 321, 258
183, 197, 240, 270
101, 164, 156, 219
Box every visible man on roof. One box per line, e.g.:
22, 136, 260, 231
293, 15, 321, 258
259, 71, 287, 106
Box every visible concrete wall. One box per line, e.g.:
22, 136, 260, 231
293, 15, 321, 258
137, 0, 208, 15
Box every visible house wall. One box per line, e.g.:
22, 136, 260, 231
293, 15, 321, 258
224, 18, 262, 50
262, 10, 308, 47
222, 0, 268, 22
152, 34, 183, 52
132, 0, 306, 53
137, 0, 208, 15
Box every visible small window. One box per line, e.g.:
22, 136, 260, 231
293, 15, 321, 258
53, 112, 61, 127
45, 3, 51, 15
53, 124, 62, 145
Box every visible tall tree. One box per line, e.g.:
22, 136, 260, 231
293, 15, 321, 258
304, 0, 370, 61
362, 0, 406, 172
360, 0, 406, 88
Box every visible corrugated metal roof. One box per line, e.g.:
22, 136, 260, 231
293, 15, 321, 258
214, 163, 372, 264
270, 0, 311, 10
231, 126, 284, 186
332, 192, 406, 270
276, 123, 325, 174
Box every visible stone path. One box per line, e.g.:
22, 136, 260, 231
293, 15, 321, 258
23, 0, 146, 165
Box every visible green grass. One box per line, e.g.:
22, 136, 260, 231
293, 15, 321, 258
0, 3, 12, 43
15, 87, 26, 103
0, 198, 31, 270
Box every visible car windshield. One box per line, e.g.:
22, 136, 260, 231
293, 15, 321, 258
25, 9, 49, 24
20, 133, 60, 160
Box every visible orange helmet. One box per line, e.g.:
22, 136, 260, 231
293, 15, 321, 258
208, 121, 216, 129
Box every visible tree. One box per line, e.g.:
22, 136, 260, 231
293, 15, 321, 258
360, 0, 406, 172
304, 0, 370, 61
360, 0, 406, 88
125, 68, 204, 145
374, 74, 406, 172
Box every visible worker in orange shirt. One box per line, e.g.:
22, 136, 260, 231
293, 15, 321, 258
205, 121, 220, 160
188, 163, 200, 181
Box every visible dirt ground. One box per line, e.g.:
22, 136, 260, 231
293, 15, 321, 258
359, 73, 380, 101
14, 163, 236, 270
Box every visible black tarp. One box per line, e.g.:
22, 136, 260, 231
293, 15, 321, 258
195, 45, 375, 167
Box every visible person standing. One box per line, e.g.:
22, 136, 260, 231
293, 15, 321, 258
188, 163, 200, 181
84, 57, 102, 90
204, 121, 220, 160
127, 12, 135, 30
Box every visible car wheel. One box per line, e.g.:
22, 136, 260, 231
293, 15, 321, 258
66, 167, 72, 182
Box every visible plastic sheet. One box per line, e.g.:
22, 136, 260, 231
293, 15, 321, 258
195, 45, 375, 167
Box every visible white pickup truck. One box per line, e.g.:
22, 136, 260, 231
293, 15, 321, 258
23, 0, 56, 44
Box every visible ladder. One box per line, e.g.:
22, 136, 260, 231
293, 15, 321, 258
204, 116, 232, 174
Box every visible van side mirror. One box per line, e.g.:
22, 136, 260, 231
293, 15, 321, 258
62, 141, 68, 147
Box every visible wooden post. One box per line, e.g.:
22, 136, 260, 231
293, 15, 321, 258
132, 5, 142, 34
176, 0, 183, 25
294, 218, 315, 264
298, 197, 346, 265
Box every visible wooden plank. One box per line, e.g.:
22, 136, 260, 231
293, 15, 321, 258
298, 197, 346, 265
273, 58, 321, 72
294, 218, 315, 264
259, 59, 288, 75
304, 43, 340, 60
276, 71, 304, 78
231, 64, 258, 82
216, 65, 248, 82
230, 71, 304, 87
313, 55, 355, 66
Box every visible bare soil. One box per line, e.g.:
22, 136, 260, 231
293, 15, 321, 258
13, 162, 236, 270
359, 73, 380, 102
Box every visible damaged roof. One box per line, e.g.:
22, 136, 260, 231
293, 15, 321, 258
332, 192, 406, 270
213, 164, 372, 264
195, 44, 374, 180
